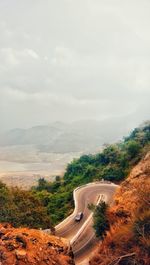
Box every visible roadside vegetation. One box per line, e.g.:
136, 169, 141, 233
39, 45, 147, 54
0, 182, 52, 229
33, 121, 150, 225
0, 122, 149, 228
89, 201, 110, 239
90, 150, 150, 265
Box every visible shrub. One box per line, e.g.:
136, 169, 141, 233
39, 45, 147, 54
93, 201, 110, 239
0, 182, 51, 229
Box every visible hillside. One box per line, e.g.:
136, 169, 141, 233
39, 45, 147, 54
0, 223, 74, 265
0, 182, 52, 229
0, 122, 149, 264
90, 152, 150, 265
33, 122, 150, 225
1, 122, 149, 227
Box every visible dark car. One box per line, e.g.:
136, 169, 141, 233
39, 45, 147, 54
75, 212, 83, 221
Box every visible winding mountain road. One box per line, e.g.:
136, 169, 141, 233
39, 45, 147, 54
55, 182, 118, 264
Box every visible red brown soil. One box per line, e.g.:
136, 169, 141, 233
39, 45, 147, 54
90, 152, 150, 265
0, 224, 74, 265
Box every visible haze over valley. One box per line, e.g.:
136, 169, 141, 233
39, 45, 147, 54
0, 118, 135, 188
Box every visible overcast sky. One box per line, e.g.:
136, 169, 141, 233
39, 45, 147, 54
0, 0, 150, 132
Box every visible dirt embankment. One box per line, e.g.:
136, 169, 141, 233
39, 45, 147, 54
0, 223, 75, 265
90, 152, 150, 265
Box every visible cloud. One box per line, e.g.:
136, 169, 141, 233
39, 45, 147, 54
51, 46, 75, 66
0, 47, 39, 67
0, 48, 19, 67
0, 0, 150, 132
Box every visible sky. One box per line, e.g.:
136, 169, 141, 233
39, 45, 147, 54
0, 0, 150, 132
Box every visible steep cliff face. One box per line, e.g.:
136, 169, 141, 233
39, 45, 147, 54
0, 224, 75, 265
90, 152, 150, 265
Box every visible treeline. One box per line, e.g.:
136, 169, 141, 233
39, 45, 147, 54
0, 182, 52, 229
33, 122, 150, 225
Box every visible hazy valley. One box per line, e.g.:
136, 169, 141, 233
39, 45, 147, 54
0, 144, 82, 188
0, 119, 131, 188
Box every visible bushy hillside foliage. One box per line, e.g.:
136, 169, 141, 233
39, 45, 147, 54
34, 122, 150, 225
90, 151, 150, 265
0, 182, 52, 229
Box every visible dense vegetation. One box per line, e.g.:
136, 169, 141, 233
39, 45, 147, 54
33, 122, 150, 225
0, 182, 52, 229
0, 122, 149, 228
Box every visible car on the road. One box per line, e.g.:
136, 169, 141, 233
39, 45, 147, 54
75, 212, 83, 221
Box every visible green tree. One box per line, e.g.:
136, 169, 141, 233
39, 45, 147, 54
0, 182, 52, 229
37, 178, 47, 191
126, 140, 141, 159
93, 201, 110, 239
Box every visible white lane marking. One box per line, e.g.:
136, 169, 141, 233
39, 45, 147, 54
58, 190, 94, 236
55, 182, 118, 231
70, 194, 105, 245
55, 186, 83, 231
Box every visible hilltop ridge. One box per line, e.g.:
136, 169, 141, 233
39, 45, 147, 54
0, 119, 134, 153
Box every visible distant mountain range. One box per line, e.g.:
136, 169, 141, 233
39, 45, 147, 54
0, 119, 132, 153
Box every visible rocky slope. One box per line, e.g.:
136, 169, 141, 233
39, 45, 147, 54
90, 152, 150, 265
0, 223, 74, 265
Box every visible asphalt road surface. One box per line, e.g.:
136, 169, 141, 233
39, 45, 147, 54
55, 182, 118, 264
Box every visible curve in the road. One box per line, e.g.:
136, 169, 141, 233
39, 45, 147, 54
55, 181, 118, 264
